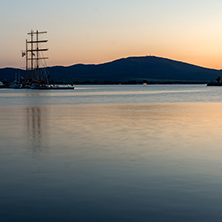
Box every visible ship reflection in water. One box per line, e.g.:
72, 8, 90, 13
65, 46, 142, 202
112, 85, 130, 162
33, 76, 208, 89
23, 92, 50, 156
26, 106, 45, 154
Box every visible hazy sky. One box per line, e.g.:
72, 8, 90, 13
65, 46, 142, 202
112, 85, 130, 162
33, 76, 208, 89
1, 0, 222, 69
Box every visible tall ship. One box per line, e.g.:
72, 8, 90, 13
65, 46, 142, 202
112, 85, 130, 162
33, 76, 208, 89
23, 30, 74, 90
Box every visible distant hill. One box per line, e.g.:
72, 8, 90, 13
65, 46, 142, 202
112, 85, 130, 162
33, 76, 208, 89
0, 56, 220, 83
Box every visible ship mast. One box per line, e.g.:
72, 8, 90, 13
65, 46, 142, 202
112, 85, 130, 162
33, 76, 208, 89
25, 39, 28, 81
26, 30, 48, 82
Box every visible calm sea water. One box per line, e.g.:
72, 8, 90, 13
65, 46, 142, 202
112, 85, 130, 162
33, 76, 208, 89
1, 85, 222, 221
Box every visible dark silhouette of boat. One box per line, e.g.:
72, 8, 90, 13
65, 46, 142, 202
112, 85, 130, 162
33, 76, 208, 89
22, 30, 74, 90
207, 74, 222, 86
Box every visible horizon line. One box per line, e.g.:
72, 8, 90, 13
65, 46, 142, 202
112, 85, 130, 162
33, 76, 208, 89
1, 55, 221, 71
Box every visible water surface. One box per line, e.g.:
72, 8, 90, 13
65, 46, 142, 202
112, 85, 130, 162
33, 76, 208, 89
1, 85, 222, 221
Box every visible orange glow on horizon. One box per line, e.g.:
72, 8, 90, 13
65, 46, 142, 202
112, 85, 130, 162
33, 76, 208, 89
2, 1, 222, 70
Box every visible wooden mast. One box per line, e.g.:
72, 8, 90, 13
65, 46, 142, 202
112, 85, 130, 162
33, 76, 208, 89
27, 30, 48, 82
26, 39, 28, 81
31, 30, 34, 80
36, 30, 39, 81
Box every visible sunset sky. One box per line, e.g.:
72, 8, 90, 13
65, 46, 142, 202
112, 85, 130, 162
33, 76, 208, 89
1, 0, 222, 69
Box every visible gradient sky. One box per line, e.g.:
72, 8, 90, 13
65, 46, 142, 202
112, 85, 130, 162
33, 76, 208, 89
1, 0, 222, 69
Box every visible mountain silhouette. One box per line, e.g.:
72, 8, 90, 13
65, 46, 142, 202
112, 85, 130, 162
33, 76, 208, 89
0, 56, 220, 83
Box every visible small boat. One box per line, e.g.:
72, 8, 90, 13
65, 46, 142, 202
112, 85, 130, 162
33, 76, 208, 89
29, 82, 74, 90
0, 81, 4, 88
10, 81, 22, 89
10, 73, 22, 88
38, 84, 74, 90
30, 82, 41, 89
207, 74, 222, 86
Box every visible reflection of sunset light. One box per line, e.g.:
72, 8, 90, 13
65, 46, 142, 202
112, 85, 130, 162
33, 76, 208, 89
0, 103, 218, 162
